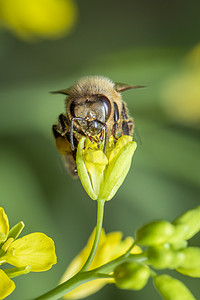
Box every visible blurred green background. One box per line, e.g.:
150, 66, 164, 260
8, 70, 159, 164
0, 0, 200, 299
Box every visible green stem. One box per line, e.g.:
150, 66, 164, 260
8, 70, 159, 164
123, 241, 136, 258
33, 253, 147, 300
34, 272, 112, 300
96, 253, 147, 274
149, 269, 157, 278
80, 198, 105, 272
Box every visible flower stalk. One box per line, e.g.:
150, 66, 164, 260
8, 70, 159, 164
80, 198, 105, 272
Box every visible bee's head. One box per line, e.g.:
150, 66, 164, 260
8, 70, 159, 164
70, 94, 111, 135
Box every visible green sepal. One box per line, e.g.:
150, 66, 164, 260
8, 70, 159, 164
99, 138, 137, 201
4, 266, 32, 278
76, 137, 98, 200
173, 206, 200, 240
8, 221, 25, 240
154, 274, 196, 300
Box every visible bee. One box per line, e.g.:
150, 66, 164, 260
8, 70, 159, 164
52, 76, 143, 178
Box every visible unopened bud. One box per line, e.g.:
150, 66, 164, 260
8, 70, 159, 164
136, 220, 175, 246
173, 206, 200, 240
154, 274, 196, 300
76, 136, 137, 201
114, 262, 150, 291
147, 245, 184, 269
178, 247, 200, 269
168, 223, 189, 244
177, 266, 200, 278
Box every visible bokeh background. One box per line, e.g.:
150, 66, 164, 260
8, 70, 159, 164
0, 0, 200, 299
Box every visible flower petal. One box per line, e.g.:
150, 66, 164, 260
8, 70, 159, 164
0, 207, 9, 236
6, 233, 57, 271
0, 269, 15, 299
154, 274, 196, 300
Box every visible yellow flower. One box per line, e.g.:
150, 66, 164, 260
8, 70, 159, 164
0, 207, 57, 298
161, 44, 200, 126
76, 135, 137, 201
60, 229, 141, 299
0, 0, 77, 41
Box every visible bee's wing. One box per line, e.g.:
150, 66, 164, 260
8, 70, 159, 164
55, 135, 78, 178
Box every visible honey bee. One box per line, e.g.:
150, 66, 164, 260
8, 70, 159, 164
52, 76, 143, 177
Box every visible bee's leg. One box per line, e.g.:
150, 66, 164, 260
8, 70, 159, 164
112, 102, 120, 140
52, 124, 71, 154
70, 117, 85, 150
103, 126, 107, 152
57, 114, 69, 136
52, 124, 61, 139
121, 102, 134, 136
57, 114, 82, 151
98, 126, 107, 152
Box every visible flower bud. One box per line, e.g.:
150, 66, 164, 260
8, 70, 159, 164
170, 240, 188, 251
76, 136, 137, 201
167, 223, 189, 244
147, 245, 185, 269
147, 245, 173, 269
114, 262, 150, 290
178, 247, 200, 269
136, 220, 175, 246
154, 274, 196, 300
173, 206, 200, 240
177, 267, 200, 278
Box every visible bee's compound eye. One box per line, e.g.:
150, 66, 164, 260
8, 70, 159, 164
98, 96, 111, 121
